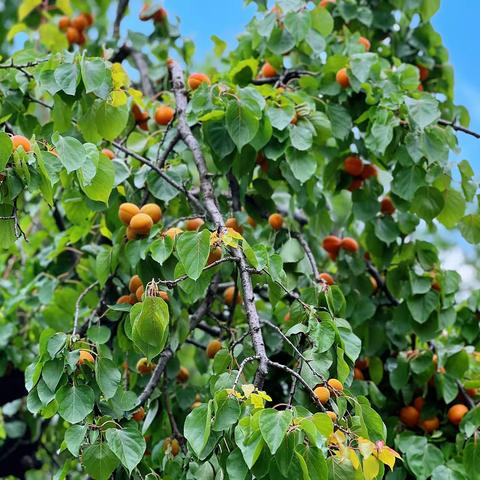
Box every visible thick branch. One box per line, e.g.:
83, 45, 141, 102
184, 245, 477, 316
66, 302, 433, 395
113, 0, 129, 39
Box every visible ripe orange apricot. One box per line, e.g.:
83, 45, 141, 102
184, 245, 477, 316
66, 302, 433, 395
66, 26, 81, 45
154, 105, 175, 125
268, 213, 283, 230
132, 407, 145, 422
322, 235, 342, 254
380, 197, 395, 215
185, 217, 205, 231
136, 357, 154, 374
326, 411, 337, 422
319, 272, 334, 285
83, 12, 94, 27
101, 148, 115, 160
117, 295, 132, 304
447, 404, 468, 426
361, 164, 378, 179
11, 135, 31, 152
58, 16, 70, 31
206, 339, 222, 359
355, 358, 369, 370
348, 178, 363, 192
129, 294, 137, 305
140, 203, 162, 223
132, 104, 147, 122
418, 65, 429, 81
78, 350, 94, 365
399, 406, 420, 428
72, 14, 88, 31
188, 73, 211, 90
176, 366, 189, 383
127, 227, 137, 241
328, 251, 338, 261
225, 217, 243, 234
358, 36, 371, 51
466, 388, 477, 397
207, 247, 222, 265
420, 416, 440, 433
320, 0, 336, 6
354, 368, 364, 380
344, 155, 364, 176
130, 213, 154, 235
224, 286, 241, 306
314, 386, 330, 404
163, 438, 180, 456
129, 275, 143, 294
336, 68, 350, 88
261, 62, 277, 78
159, 291, 169, 302
165, 227, 183, 240
327, 378, 344, 392
413, 397, 425, 412
136, 285, 144, 302
341, 237, 359, 253
119, 203, 140, 225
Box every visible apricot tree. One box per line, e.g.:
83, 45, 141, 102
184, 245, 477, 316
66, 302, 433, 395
0, 0, 479, 479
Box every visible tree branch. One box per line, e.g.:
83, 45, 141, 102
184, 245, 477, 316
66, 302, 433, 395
365, 260, 399, 307
72, 281, 99, 339
438, 119, 480, 140
113, 0, 129, 39
131, 51, 155, 98
291, 231, 320, 281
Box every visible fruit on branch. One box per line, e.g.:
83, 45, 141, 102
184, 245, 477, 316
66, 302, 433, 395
163, 438, 180, 456
165, 227, 183, 240
136, 357, 154, 375
261, 62, 277, 78
399, 406, 420, 428
358, 36, 371, 51
418, 65, 430, 81
140, 203, 162, 223
319, 0, 336, 7
153, 8, 167, 23
78, 350, 94, 366
225, 217, 243, 234
380, 197, 395, 215
466, 388, 477, 397
327, 378, 344, 393
185, 217, 205, 231
353, 368, 364, 380
343, 155, 364, 176
101, 148, 115, 160
326, 411, 337, 422
348, 178, 363, 192
256, 152, 269, 173
341, 237, 359, 253
58, 16, 70, 31
159, 291, 169, 302
176, 367, 189, 383
355, 358, 369, 370
132, 407, 146, 422
136, 285, 144, 302
187, 73, 211, 90
413, 397, 425, 411
129, 275, 143, 294
360, 164, 378, 179
336, 68, 350, 88
247, 216, 257, 228
130, 213, 154, 235
322, 235, 342, 255
447, 404, 468, 426
11, 135, 31, 152
154, 105, 175, 125
117, 295, 132, 304
419, 416, 440, 433
206, 340, 222, 359
314, 386, 330, 404
224, 286, 242, 306
119, 203, 140, 225
71, 14, 88, 32
268, 213, 283, 230
318, 272, 334, 285
127, 227, 137, 241
207, 247, 222, 265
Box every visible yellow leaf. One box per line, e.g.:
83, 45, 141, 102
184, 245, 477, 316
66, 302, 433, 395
357, 437, 375, 458
363, 455, 380, 480
99, 217, 112, 240
128, 88, 144, 107
226, 389, 243, 399
249, 393, 265, 409
18, 0, 42, 20
112, 63, 130, 89
241, 384, 255, 398
110, 90, 128, 107
258, 390, 272, 402
348, 448, 361, 470
7, 23, 28, 42
56, 0, 72, 15
377, 446, 401, 471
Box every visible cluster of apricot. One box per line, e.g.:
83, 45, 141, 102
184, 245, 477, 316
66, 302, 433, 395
117, 274, 169, 305
322, 234, 359, 261
313, 378, 344, 422
131, 102, 176, 131
118, 202, 162, 240
343, 155, 378, 192
58, 13, 93, 46
354, 358, 369, 380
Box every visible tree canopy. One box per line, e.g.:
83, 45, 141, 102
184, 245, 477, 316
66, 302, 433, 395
0, 0, 479, 479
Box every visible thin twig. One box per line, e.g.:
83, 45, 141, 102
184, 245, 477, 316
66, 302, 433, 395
365, 260, 399, 307
113, 0, 129, 39
456, 380, 476, 409
233, 356, 260, 390
291, 231, 320, 280
162, 374, 184, 442
438, 119, 480, 140
72, 281, 99, 339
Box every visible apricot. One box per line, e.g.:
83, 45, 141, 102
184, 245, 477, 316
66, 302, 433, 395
140, 203, 162, 223
132, 104, 147, 122
132, 407, 145, 422
127, 227, 137, 241
130, 213, 153, 235
129, 275, 142, 294
66, 27, 80, 45
224, 286, 241, 306
322, 235, 342, 254
225, 217, 243, 234
447, 404, 468, 426
129, 294, 137, 305
83, 12, 94, 27
207, 247, 222, 265
268, 213, 283, 230
77, 32, 86, 46
188, 73, 211, 90
353, 368, 364, 380
153, 7, 167, 22
291, 113, 298, 125
247, 216, 257, 228
361, 164, 378, 179
341, 237, 359, 253
136, 285, 144, 302
358, 36, 371, 51
284, 312, 291, 322
314, 386, 330, 404
344, 155, 364, 176
326, 411, 337, 422
256, 152, 269, 173
119, 203, 140, 225
191, 401, 202, 409
11, 135, 31, 152
206, 339, 222, 359
327, 378, 344, 392
154, 105, 175, 125
165, 227, 183, 240
78, 350, 94, 365
418, 65, 429, 81
261, 62, 277, 78
418, 84, 424, 92
336, 68, 350, 88
370, 276, 378, 291
320, 0, 335, 6
328, 251, 338, 261
399, 406, 420, 428
101, 148, 115, 160
318, 273, 334, 285
117, 295, 132, 304
348, 178, 363, 192
136, 357, 154, 375
58, 16, 70, 31
420, 416, 439, 433
413, 397, 425, 412
380, 197, 395, 215
185, 217, 205, 231
176, 366, 189, 383
72, 14, 88, 31
159, 291, 169, 302
163, 438, 180, 456
466, 388, 477, 397
355, 358, 369, 370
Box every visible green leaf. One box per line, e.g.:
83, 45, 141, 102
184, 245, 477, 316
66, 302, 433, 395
259, 409, 292, 454
212, 391, 240, 431
96, 102, 129, 141
284, 11, 311, 42
41, 359, 64, 392
420, 0, 440, 21
229, 58, 259, 86
407, 291, 439, 324
176, 230, 211, 280
464, 439, 480, 480
326, 104, 352, 140
411, 186, 444, 221
95, 358, 121, 400
19, 0, 42, 20
235, 416, 265, 469
80, 154, 115, 204
405, 96, 440, 130
105, 427, 146, 474
350, 53, 377, 83
437, 189, 466, 229
0, 204, 16, 250
460, 214, 480, 244
0, 132, 12, 170
54, 63, 79, 96
64, 424, 87, 457
184, 403, 212, 457
290, 124, 314, 151
150, 236, 174, 265
83, 443, 119, 480
226, 448, 249, 480
311, 6, 333, 36
51, 134, 87, 173
226, 101, 259, 151
81, 58, 110, 97
56, 385, 94, 424
286, 149, 317, 183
